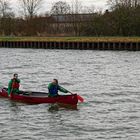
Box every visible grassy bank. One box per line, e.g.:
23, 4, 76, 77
0, 37, 140, 42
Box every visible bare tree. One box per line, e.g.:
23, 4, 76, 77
71, 0, 82, 14
82, 5, 96, 14
18, 0, 43, 18
50, 1, 71, 35
108, 0, 140, 8
50, 1, 71, 15
70, 0, 83, 36
0, 0, 12, 17
0, 0, 15, 36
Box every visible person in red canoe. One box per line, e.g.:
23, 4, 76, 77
8, 73, 20, 96
48, 79, 69, 97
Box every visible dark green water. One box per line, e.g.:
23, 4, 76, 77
0, 48, 140, 140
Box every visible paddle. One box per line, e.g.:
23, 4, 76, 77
61, 87, 84, 103
9, 89, 13, 98
69, 91, 84, 103
9, 79, 15, 98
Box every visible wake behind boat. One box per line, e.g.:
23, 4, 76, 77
0, 87, 78, 107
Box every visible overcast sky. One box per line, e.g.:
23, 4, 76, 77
11, 0, 108, 14
42, 0, 108, 8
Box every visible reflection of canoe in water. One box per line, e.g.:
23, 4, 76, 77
0, 88, 78, 107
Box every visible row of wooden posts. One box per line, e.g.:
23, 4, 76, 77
0, 41, 140, 51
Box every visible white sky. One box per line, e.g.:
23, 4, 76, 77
11, 0, 108, 15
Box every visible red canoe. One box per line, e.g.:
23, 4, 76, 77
0, 88, 78, 106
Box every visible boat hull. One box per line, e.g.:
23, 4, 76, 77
0, 88, 78, 106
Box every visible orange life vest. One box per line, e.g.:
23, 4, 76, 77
12, 79, 20, 89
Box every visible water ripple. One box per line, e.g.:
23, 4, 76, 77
0, 49, 140, 140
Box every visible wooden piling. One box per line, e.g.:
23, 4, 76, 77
0, 41, 140, 51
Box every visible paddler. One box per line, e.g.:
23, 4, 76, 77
8, 73, 20, 96
48, 79, 69, 97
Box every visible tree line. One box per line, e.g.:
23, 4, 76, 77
0, 0, 139, 36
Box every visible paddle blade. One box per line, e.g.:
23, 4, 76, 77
77, 95, 84, 102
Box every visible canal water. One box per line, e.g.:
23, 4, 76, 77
0, 48, 140, 140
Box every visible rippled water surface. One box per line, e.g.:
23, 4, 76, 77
0, 48, 140, 140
